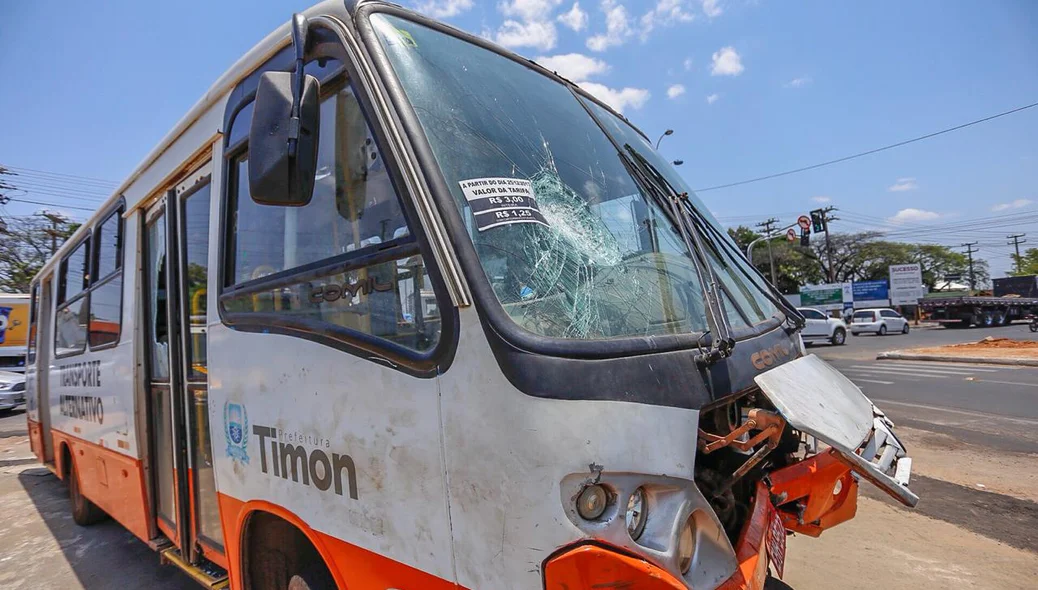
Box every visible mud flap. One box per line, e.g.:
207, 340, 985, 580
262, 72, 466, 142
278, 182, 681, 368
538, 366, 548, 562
753, 354, 919, 507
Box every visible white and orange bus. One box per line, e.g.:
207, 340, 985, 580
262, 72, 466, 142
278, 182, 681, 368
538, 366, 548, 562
24, 2, 917, 589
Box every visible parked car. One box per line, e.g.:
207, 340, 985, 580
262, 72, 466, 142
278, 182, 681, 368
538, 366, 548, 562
0, 370, 26, 412
797, 307, 847, 345
850, 308, 910, 336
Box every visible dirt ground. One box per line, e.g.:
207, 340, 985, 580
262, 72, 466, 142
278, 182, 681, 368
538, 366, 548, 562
784, 497, 1038, 589
908, 337, 1038, 360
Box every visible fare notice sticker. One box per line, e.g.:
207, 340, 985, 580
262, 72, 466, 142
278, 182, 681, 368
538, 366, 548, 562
459, 177, 549, 232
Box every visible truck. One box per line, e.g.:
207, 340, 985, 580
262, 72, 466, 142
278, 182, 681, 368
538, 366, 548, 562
0, 293, 31, 373
918, 275, 1038, 327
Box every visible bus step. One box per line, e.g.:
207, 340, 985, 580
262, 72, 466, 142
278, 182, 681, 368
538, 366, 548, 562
148, 537, 174, 552
159, 547, 229, 589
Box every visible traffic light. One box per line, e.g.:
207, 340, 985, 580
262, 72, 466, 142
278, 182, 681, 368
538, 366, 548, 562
800, 228, 810, 247
810, 209, 825, 233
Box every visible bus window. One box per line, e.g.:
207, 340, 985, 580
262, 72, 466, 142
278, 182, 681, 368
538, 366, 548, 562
59, 237, 90, 304
89, 205, 124, 349
54, 297, 88, 357
222, 84, 440, 354
94, 208, 123, 283
27, 283, 38, 363
55, 237, 90, 356
88, 279, 122, 349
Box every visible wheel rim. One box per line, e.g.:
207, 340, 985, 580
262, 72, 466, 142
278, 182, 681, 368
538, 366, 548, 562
879, 325, 886, 335
834, 331, 845, 344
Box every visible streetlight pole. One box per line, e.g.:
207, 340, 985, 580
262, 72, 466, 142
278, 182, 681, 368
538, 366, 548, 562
655, 129, 674, 150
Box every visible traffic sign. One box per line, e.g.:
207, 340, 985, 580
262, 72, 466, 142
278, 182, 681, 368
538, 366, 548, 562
786, 228, 797, 242
797, 215, 811, 230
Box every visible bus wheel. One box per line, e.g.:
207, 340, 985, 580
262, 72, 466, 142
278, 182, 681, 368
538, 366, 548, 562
247, 513, 337, 590
68, 454, 106, 526
764, 577, 795, 590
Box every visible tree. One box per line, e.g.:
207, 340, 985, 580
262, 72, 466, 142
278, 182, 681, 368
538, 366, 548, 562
1011, 248, 1038, 276
0, 214, 80, 293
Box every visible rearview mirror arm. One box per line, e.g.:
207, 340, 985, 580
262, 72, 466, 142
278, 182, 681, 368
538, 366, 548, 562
288, 13, 310, 158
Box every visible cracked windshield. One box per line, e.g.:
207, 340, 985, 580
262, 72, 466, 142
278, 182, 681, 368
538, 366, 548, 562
373, 14, 776, 339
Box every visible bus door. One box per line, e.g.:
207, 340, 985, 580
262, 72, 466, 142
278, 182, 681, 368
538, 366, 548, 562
28, 278, 55, 464
142, 163, 224, 569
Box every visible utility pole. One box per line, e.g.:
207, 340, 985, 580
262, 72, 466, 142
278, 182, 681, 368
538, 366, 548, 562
1007, 233, 1027, 274
811, 206, 839, 283
755, 217, 780, 286
41, 211, 67, 256
961, 242, 979, 291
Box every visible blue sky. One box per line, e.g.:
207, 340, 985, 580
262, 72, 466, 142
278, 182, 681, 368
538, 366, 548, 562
1, 0, 1036, 278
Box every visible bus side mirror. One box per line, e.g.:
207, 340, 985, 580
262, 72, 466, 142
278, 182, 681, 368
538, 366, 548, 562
247, 71, 321, 207
247, 13, 320, 207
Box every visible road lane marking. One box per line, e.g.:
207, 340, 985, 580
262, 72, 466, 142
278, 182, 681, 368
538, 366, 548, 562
851, 378, 895, 385
970, 379, 1038, 389
879, 362, 1001, 373
850, 365, 948, 378
869, 398, 1038, 426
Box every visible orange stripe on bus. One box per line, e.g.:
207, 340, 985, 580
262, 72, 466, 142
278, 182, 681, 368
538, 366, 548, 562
50, 429, 152, 543
217, 494, 462, 590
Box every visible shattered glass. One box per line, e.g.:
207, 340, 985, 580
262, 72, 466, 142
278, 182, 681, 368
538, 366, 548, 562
373, 14, 775, 340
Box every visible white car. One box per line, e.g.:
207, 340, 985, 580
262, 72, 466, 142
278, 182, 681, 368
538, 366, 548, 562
797, 307, 847, 345
0, 370, 26, 411
850, 308, 910, 336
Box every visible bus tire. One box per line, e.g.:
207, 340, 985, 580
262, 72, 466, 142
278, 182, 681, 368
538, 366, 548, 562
764, 576, 795, 590
246, 512, 337, 590
68, 452, 107, 526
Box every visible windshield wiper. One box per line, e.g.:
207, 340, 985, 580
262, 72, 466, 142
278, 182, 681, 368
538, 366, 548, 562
618, 146, 735, 365
623, 147, 806, 334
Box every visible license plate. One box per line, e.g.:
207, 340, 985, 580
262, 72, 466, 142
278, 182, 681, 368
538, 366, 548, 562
766, 506, 787, 578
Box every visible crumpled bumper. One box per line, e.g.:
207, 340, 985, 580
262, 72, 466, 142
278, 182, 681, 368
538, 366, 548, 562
754, 354, 917, 507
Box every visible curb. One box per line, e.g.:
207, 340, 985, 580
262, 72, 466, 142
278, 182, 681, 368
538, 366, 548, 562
877, 351, 1038, 367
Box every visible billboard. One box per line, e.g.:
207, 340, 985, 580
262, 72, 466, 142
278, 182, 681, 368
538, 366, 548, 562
800, 283, 846, 311
890, 264, 925, 306
853, 280, 890, 308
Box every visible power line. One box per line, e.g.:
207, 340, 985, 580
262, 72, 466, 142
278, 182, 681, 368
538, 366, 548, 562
5, 197, 95, 212
1, 164, 119, 187
694, 100, 1038, 192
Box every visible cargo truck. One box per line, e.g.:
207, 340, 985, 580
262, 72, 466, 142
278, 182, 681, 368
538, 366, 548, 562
918, 275, 1038, 327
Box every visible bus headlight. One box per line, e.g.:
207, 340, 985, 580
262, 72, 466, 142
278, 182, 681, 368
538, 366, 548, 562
678, 515, 696, 574
576, 484, 608, 520
625, 487, 647, 540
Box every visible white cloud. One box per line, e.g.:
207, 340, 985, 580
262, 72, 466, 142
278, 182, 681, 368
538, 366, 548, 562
558, 2, 589, 31
586, 0, 633, 51
667, 84, 686, 99
888, 208, 941, 224
706, 93, 720, 104
812, 195, 831, 203
991, 198, 1033, 212
683, 57, 694, 71
413, 0, 475, 18
535, 53, 610, 80
496, 19, 558, 50
701, 0, 722, 18
496, 1, 565, 51
710, 46, 744, 76
785, 76, 811, 88
888, 177, 918, 192
578, 81, 650, 112
500, 0, 564, 20
639, 1, 695, 41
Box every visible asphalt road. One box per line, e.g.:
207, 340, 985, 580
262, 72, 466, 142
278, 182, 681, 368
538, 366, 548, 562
1, 323, 1036, 589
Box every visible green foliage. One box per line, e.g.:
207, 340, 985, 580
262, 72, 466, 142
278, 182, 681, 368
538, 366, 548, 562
1011, 248, 1038, 276
0, 214, 80, 293
725, 225, 990, 291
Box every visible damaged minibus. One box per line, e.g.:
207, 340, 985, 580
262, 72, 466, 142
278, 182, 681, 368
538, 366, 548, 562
25, 1, 915, 588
